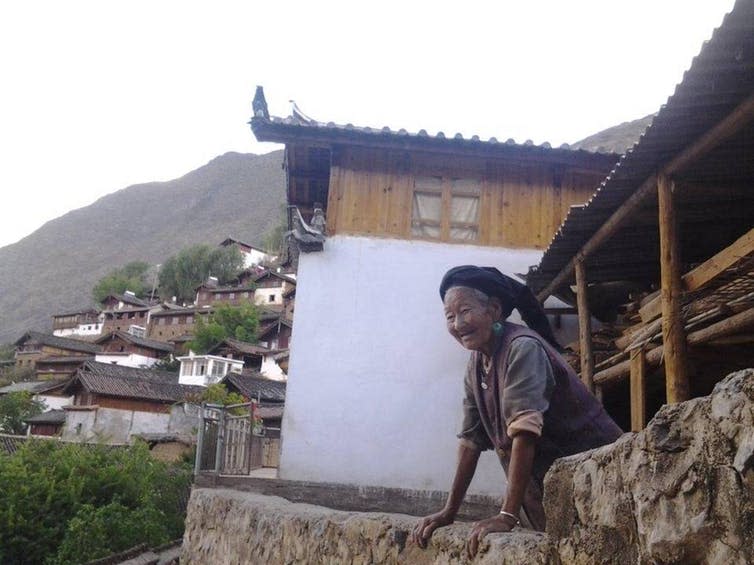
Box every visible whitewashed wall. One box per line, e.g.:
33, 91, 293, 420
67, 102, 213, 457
94, 353, 158, 368
280, 235, 578, 497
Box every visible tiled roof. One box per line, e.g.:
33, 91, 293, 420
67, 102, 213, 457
151, 306, 212, 317
219, 237, 268, 254
250, 92, 620, 163
0, 379, 68, 395
0, 434, 26, 455
249, 268, 297, 285
95, 331, 174, 353
256, 404, 284, 419
208, 338, 273, 357
52, 307, 100, 318
25, 409, 67, 424
528, 0, 754, 293
35, 356, 95, 365
79, 360, 178, 383
14, 331, 101, 354
257, 318, 293, 339
102, 293, 151, 307
221, 372, 286, 403
65, 361, 204, 403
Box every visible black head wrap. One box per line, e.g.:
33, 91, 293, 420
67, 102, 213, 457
439, 265, 561, 350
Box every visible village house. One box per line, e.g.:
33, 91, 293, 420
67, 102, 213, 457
14, 331, 101, 372
250, 87, 619, 494
177, 350, 244, 387
0, 379, 72, 412
99, 291, 158, 335
194, 278, 257, 308
526, 8, 754, 434
256, 316, 292, 351
207, 338, 287, 381
51, 308, 102, 337
147, 306, 210, 342
219, 236, 275, 268
94, 330, 174, 368
24, 409, 67, 437
61, 360, 204, 444
34, 355, 94, 380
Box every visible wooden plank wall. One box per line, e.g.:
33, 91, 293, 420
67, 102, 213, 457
326, 147, 603, 249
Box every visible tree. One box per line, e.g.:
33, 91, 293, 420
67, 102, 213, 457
0, 391, 45, 435
92, 261, 151, 303
158, 244, 244, 304
261, 204, 288, 260
189, 302, 259, 353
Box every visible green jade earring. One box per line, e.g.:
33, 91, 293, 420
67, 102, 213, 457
491, 321, 504, 336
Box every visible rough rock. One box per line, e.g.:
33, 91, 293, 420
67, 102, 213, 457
545, 368, 754, 564
181, 489, 553, 564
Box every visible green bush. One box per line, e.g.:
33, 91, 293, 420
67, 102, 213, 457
0, 440, 191, 565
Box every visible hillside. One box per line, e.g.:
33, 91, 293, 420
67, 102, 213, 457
0, 150, 286, 344
571, 114, 655, 154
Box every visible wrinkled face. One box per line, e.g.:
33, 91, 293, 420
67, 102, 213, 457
443, 287, 500, 354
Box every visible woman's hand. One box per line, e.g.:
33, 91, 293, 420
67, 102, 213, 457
411, 509, 454, 549
466, 513, 517, 558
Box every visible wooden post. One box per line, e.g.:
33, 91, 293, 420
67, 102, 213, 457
629, 349, 647, 431
575, 259, 595, 393
194, 403, 206, 476
657, 174, 689, 403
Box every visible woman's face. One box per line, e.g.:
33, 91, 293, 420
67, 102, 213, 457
443, 287, 500, 354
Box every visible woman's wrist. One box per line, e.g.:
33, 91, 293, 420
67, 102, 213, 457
497, 510, 520, 527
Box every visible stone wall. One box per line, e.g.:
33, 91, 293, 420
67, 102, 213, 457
181, 369, 754, 564
545, 368, 754, 564
181, 489, 553, 564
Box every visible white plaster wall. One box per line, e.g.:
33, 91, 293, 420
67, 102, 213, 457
254, 287, 284, 306
261, 356, 286, 381
281, 235, 572, 497
94, 353, 158, 368
53, 323, 102, 337
39, 394, 73, 410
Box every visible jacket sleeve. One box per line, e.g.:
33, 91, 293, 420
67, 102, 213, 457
457, 354, 493, 451
501, 337, 555, 438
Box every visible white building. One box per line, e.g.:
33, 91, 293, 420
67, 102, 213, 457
250, 90, 617, 496
177, 351, 244, 387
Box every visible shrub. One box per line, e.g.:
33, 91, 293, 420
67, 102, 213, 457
0, 440, 191, 565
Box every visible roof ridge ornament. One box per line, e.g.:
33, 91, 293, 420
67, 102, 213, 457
289, 100, 316, 124
252, 86, 269, 120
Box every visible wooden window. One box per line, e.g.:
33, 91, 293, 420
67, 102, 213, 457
411, 176, 480, 242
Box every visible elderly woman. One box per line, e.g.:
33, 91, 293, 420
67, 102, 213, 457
412, 266, 622, 556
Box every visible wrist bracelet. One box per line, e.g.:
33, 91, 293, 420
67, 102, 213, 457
498, 510, 520, 526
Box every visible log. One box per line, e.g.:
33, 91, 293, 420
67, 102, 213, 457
630, 349, 647, 432
594, 307, 754, 385
658, 174, 689, 403
638, 227, 754, 322
575, 260, 594, 392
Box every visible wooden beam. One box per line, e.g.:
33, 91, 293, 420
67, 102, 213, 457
536, 92, 754, 303
594, 307, 754, 385
629, 349, 647, 432
575, 260, 594, 392
639, 226, 754, 322
658, 174, 689, 404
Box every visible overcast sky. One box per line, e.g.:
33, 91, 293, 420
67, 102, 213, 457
0, 0, 735, 249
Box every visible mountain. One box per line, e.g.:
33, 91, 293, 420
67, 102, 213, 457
571, 114, 655, 154
0, 150, 286, 344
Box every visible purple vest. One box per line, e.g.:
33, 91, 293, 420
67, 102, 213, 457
472, 322, 623, 484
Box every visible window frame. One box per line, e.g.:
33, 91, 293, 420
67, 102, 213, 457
410, 175, 481, 243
